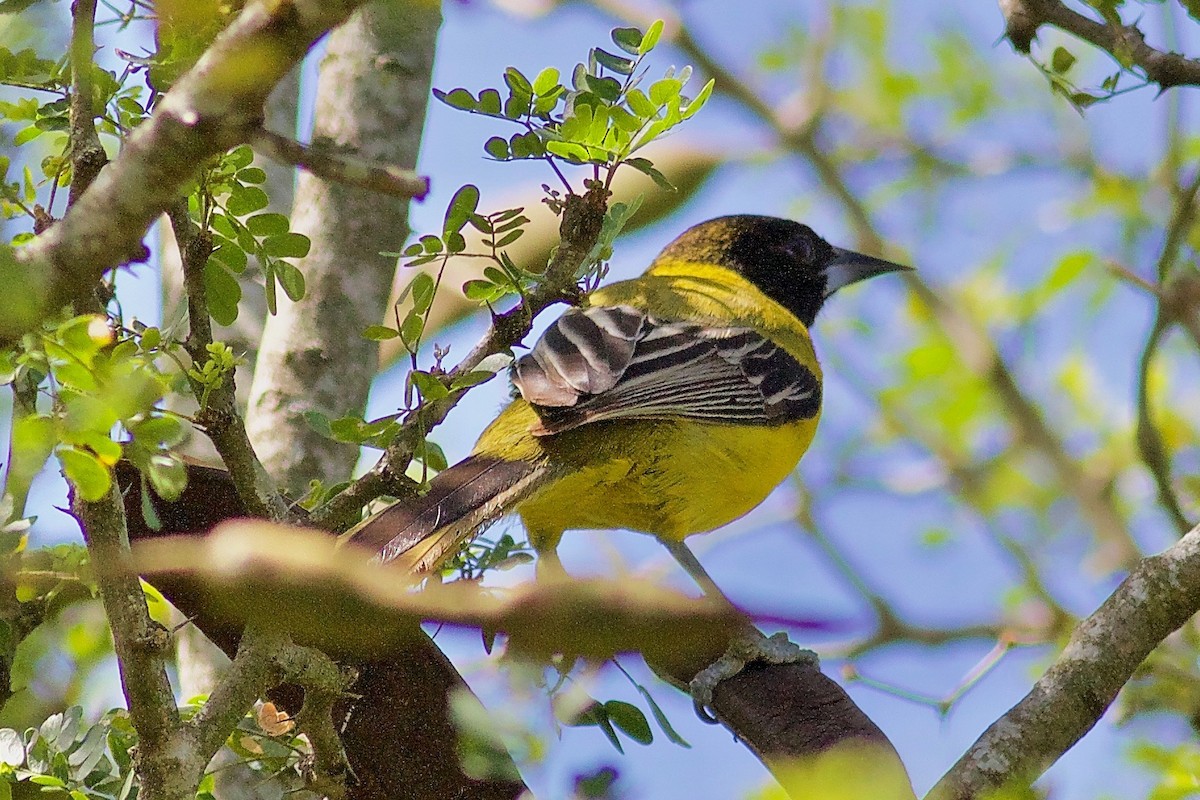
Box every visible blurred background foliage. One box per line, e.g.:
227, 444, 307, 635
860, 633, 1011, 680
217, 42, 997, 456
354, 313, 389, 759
2, 0, 1200, 798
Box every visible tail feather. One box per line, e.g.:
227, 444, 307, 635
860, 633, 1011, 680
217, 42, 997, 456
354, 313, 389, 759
343, 455, 549, 574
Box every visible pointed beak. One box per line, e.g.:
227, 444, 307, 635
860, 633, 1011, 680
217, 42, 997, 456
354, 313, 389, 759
823, 247, 913, 298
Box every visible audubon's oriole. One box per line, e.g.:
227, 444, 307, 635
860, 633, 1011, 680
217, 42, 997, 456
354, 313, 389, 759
345, 215, 908, 578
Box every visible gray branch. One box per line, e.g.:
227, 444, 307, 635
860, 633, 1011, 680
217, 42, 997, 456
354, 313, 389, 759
928, 523, 1200, 799
997, 0, 1200, 87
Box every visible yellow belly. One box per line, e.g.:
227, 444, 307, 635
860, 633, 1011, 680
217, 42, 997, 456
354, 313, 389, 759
472, 400, 818, 550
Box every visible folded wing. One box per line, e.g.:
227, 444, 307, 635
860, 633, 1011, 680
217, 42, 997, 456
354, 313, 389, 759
512, 305, 820, 435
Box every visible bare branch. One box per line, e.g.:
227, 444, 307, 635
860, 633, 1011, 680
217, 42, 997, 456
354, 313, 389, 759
72, 484, 194, 800
68, 0, 107, 206
251, 128, 430, 200
9, 0, 374, 343
998, 0, 1200, 89
928, 523, 1200, 800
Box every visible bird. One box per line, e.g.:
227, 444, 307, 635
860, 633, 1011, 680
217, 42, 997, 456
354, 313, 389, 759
344, 215, 909, 586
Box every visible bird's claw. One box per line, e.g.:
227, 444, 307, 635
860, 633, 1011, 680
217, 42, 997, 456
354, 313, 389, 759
688, 631, 818, 724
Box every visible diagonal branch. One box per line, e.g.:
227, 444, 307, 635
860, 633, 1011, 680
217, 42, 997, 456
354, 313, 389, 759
927, 523, 1200, 800
250, 128, 430, 200
9, 0, 374, 343
997, 0, 1200, 88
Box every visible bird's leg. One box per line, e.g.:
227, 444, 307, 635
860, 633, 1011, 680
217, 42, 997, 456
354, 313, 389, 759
659, 539, 818, 724
660, 538, 728, 600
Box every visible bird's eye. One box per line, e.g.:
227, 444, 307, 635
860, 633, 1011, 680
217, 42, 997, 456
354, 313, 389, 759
785, 236, 813, 263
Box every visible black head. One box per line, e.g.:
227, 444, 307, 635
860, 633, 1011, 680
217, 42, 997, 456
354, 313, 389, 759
654, 215, 911, 327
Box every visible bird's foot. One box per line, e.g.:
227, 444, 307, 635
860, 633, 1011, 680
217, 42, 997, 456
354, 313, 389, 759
689, 631, 818, 724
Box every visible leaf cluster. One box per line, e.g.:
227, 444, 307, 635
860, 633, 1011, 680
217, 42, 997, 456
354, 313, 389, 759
194, 145, 310, 323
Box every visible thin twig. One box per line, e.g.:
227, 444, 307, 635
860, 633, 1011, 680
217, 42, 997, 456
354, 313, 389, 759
312, 184, 610, 531
167, 202, 291, 521
1132, 168, 1200, 536
250, 127, 430, 200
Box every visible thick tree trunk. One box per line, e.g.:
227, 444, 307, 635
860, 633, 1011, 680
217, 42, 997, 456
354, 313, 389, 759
245, 1, 440, 492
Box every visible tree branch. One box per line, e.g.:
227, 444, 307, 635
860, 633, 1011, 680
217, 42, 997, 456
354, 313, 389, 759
167, 202, 290, 520
68, 0, 107, 207
997, 0, 1200, 89
312, 182, 609, 531
251, 127, 430, 200
928, 523, 1200, 800
9, 0, 374, 343
72, 484, 195, 800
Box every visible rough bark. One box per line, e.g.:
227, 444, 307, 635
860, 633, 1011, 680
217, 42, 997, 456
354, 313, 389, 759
928, 524, 1200, 800
245, 1, 440, 492
10, 0, 375, 343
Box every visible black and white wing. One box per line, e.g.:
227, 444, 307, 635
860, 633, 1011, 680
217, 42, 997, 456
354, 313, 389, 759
511, 305, 820, 436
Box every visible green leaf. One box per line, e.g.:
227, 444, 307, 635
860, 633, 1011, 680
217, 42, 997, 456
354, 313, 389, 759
132, 415, 186, 448
649, 78, 682, 106
236, 167, 267, 184
362, 325, 400, 341
12, 126, 41, 146
533, 67, 560, 96
226, 145, 254, 169
681, 78, 714, 120
640, 20, 664, 54
463, 279, 500, 302
140, 326, 161, 351
420, 234, 443, 254
1051, 46, 1076, 74
209, 238, 248, 274
225, 185, 270, 216
503, 67, 533, 96
410, 370, 449, 401
410, 272, 436, 314
484, 136, 510, 160
147, 453, 187, 501
435, 87, 478, 111
624, 157, 675, 191
304, 410, 333, 438
203, 262, 241, 326
443, 184, 481, 238
450, 370, 496, 390
400, 311, 424, 347
477, 88, 502, 115
246, 213, 290, 236
611, 26, 643, 55
58, 447, 111, 501
605, 700, 652, 745
626, 88, 657, 118
275, 261, 306, 301
593, 48, 634, 75
263, 232, 311, 258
